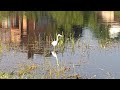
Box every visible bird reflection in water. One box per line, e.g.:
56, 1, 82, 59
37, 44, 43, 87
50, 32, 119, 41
51, 51, 59, 67
51, 50, 60, 77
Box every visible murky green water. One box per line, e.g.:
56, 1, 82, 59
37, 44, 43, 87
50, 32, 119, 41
0, 11, 120, 79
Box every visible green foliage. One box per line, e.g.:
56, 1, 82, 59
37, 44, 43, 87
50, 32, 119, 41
0, 11, 118, 48
48, 11, 83, 32
0, 72, 14, 79
115, 11, 120, 16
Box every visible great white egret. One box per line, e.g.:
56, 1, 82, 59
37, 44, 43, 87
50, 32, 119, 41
51, 34, 62, 50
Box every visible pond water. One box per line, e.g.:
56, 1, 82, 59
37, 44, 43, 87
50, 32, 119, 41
0, 11, 120, 79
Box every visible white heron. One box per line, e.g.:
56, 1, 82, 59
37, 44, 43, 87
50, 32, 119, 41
51, 34, 62, 50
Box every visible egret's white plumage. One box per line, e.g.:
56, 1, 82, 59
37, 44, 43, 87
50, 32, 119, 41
51, 51, 57, 58
51, 34, 62, 47
51, 51, 59, 66
51, 34, 62, 66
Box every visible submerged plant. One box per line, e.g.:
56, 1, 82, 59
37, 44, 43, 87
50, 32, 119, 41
17, 64, 38, 78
